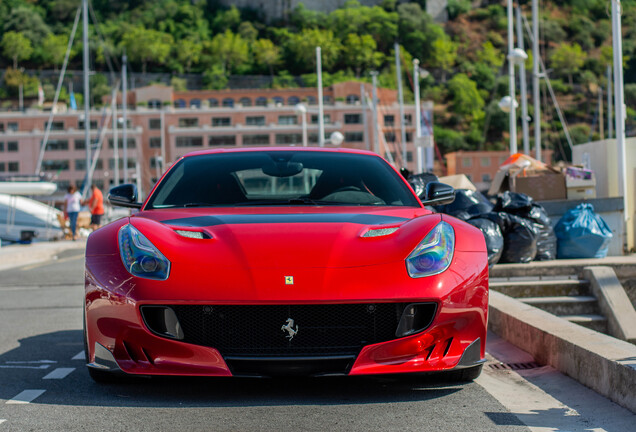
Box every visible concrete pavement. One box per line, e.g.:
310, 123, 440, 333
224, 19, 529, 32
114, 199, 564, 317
0, 240, 86, 272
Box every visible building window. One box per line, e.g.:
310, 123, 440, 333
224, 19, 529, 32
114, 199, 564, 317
0, 142, 4, 152
255, 97, 267, 107
7, 141, 18, 152
8, 122, 18, 132
278, 115, 297, 125
222, 98, 234, 108
212, 117, 231, 127
78, 120, 98, 130
346, 94, 360, 104
482, 173, 491, 182
149, 137, 161, 148
0, 123, 4, 132
149, 118, 161, 130
344, 132, 363, 142
74, 140, 85, 150
190, 99, 201, 108
275, 134, 302, 144
46, 121, 65, 131
178, 118, 199, 128
246, 116, 265, 126
404, 114, 413, 126
46, 139, 69, 151
76, 159, 103, 170
462, 158, 472, 168
480, 157, 491, 167
176, 136, 203, 147
272, 96, 283, 106
384, 132, 396, 142
384, 115, 395, 127
306, 96, 317, 105
108, 138, 136, 149
344, 114, 361, 124
310, 114, 330, 124
239, 97, 252, 107
209, 135, 236, 146
8, 161, 19, 172
243, 134, 270, 145
109, 158, 136, 169
0, 162, 4, 171
407, 151, 413, 162
323, 95, 332, 104
174, 99, 186, 108
149, 156, 161, 169
287, 96, 300, 106
148, 99, 161, 109
42, 160, 69, 171
208, 98, 219, 107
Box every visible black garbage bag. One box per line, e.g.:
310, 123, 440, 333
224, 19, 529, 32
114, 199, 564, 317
406, 172, 439, 199
494, 191, 556, 261
483, 212, 538, 263
433, 189, 493, 221
467, 217, 504, 266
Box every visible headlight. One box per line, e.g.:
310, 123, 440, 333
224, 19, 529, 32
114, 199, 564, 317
406, 221, 454, 278
118, 224, 171, 280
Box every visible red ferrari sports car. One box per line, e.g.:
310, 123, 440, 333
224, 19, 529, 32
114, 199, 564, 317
84, 147, 488, 382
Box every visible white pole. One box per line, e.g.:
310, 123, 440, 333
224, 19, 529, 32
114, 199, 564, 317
160, 107, 166, 173
611, 0, 630, 249
19, 84, 23, 112
413, 59, 423, 173
370, 71, 379, 155
112, 86, 119, 186
301, 107, 307, 147
395, 43, 407, 165
532, 0, 541, 161
82, 0, 91, 193
122, 52, 128, 183
316, 47, 325, 147
507, 0, 518, 155
361, 83, 369, 151
607, 65, 613, 139
516, 6, 529, 155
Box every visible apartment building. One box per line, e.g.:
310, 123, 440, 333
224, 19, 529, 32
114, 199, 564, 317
0, 81, 424, 198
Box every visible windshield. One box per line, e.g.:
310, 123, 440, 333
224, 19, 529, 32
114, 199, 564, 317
145, 151, 420, 209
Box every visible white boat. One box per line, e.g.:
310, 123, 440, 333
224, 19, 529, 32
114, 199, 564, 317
0, 175, 58, 196
0, 194, 63, 243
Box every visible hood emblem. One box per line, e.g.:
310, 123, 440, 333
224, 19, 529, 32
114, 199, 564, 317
281, 318, 299, 340
285, 276, 294, 285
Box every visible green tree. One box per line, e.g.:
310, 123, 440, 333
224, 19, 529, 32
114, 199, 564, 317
1, 31, 33, 68
476, 41, 504, 70
207, 30, 249, 74
329, 1, 397, 52
3, 6, 51, 45
342, 33, 383, 77
120, 27, 174, 74
550, 42, 587, 86
447, 73, 485, 119
397, 3, 444, 65
211, 6, 241, 33
252, 38, 281, 77
428, 37, 457, 83
175, 37, 202, 73
286, 29, 342, 72
238, 22, 258, 42
39, 33, 68, 70
203, 64, 228, 90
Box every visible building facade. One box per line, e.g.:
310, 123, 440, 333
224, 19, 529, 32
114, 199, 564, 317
0, 81, 424, 199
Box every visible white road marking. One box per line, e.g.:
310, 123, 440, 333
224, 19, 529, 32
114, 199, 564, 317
0, 365, 50, 370
5, 360, 56, 364
0, 419, 6, 424
72, 351, 85, 360
6, 390, 46, 404
43, 367, 75, 380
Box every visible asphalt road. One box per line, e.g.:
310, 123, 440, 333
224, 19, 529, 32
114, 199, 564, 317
0, 250, 633, 431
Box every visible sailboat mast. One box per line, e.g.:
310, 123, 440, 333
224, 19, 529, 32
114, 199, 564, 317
82, 0, 91, 192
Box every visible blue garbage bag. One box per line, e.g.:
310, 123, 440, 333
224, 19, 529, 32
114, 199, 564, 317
554, 203, 613, 259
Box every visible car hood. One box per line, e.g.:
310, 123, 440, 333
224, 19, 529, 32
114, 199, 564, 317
131, 206, 439, 269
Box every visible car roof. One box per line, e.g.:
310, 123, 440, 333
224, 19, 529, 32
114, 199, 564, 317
181, 146, 380, 159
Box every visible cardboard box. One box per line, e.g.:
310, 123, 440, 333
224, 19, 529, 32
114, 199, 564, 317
513, 173, 567, 201
566, 175, 596, 199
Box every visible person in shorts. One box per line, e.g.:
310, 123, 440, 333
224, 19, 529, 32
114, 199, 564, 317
86, 184, 104, 231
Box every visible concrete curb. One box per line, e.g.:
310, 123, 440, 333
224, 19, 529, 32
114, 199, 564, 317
489, 290, 636, 414
0, 240, 86, 271
583, 266, 636, 344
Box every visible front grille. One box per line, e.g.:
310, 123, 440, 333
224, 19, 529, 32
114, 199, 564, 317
156, 303, 434, 357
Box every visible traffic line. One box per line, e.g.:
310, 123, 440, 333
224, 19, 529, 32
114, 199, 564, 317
6, 390, 46, 404
0, 365, 50, 370
0, 419, 6, 424
42, 367, 75, 380
72, 351, 84, 360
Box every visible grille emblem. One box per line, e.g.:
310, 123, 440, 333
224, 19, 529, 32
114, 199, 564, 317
285, 276, 294, 285
281, 318, 299, 340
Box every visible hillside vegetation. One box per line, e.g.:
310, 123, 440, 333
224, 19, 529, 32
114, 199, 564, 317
2, 0, 636, 160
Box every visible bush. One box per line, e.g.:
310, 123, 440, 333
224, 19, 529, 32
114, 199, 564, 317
434, 126, 469, 153
447, 0, 471, 19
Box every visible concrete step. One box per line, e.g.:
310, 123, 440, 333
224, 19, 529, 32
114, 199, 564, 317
490, 263, 588, 279
490, 278, 590, 298
519, 296, 600, 316
561, 314, 609, 334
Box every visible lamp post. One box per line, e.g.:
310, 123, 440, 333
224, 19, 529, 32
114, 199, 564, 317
294, 103, 308, 147
502, 47, 527, 156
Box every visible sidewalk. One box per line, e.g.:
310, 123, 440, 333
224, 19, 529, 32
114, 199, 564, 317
0, 239, 86, 272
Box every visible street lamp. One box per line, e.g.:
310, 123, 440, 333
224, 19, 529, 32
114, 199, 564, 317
498, 95, 519, 113
326, 131, 344, 146
294, 103, 308, 147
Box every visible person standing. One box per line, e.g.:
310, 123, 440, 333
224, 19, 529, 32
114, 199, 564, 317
64, 185, 82, 240
86, 184, 104, 231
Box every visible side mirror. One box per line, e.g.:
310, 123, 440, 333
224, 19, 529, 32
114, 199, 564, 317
108, 184, 142, 208
420, 182, 455, 206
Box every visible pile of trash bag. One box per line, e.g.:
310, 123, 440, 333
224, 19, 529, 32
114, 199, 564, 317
554, 203, 613, 258
433, 190, 556, 266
